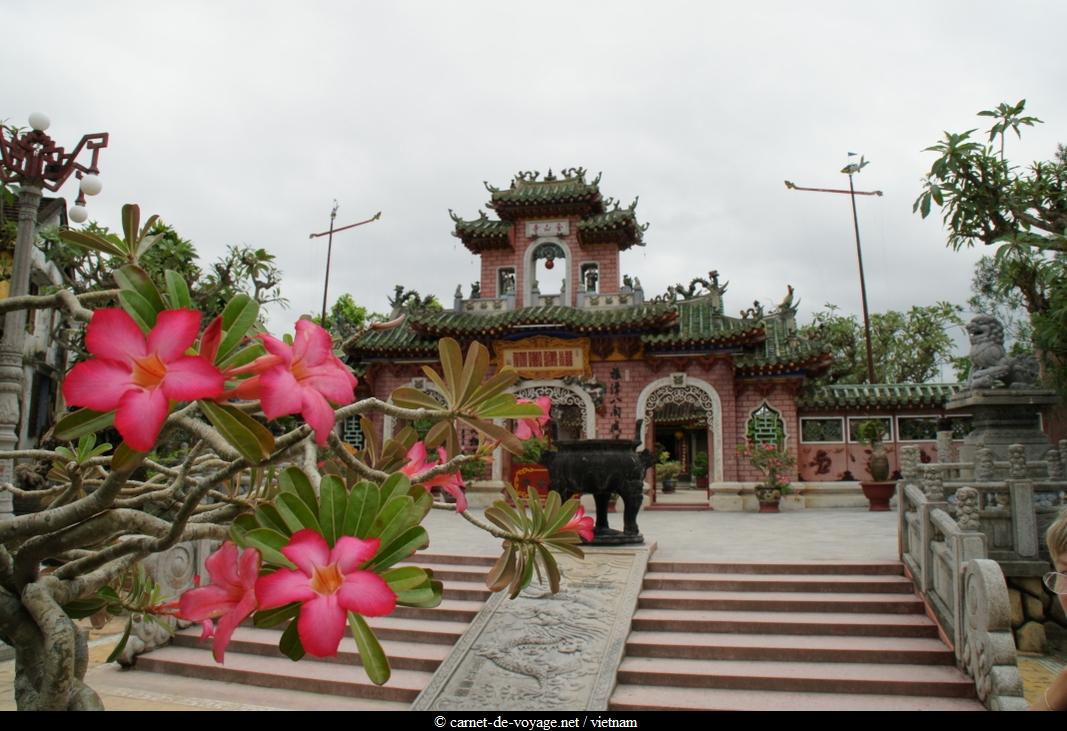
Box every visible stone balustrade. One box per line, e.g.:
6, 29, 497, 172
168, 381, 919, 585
454, 293, 515, 313
898, 447, 1027, 710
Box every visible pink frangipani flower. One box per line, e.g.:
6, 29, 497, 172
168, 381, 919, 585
177, 542, 261, 663
62, 308, 225, 452
515, 396, 552, 440
401, 442, 468, 512
562, 504, 595, 542
255, 529, 396, 658
231, 319, 357, 445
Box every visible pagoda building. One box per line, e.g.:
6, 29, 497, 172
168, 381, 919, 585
344, 169, 970, 507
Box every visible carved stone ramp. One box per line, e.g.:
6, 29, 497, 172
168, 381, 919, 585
609, 559, 986, 711
413, 547, 651, 711
125, 553, 495, 710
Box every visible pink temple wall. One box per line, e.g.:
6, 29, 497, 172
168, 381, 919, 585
363, 360, 960, 485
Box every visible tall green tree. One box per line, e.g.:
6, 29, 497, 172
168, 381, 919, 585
317, 293, 386, 341
39, 220, 287, 320
801, 302, 964, 384
915, 100, 1067, 392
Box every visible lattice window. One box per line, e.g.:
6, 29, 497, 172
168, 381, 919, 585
342, 416, 364, 449
747, 402, 785, 446
800, 417, 843, 443
898, 416, 939, 442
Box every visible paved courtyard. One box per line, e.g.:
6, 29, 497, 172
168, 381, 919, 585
423, 505, 901, 562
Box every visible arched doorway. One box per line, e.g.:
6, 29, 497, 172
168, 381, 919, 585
523, 239, 571, 307
636, 375, 722, 503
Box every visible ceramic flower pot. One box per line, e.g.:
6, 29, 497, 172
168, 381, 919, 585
754, 485, 782, 513
860, 480, 896, 511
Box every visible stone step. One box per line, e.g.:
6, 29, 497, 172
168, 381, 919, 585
135, 646, 433, 703
616, 656, 977, 697
440, 582, 493, 601
392, 598, 483, 623
609, 684, 985, 711
643, 572, 915, 593
638, 589, 925, 614
172, 626, 450, 672
624, 631, 955, 665
86, 662, 410, 710
398, 563, 490, 583
403, 554, 497, 567
647, 560, 904, 576
644, 503, 710, 511
631, 608, 940, 638
362, 615, 471, 645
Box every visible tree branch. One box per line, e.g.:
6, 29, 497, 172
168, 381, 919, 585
326, 432, 389, 482
0, 451, 145, 543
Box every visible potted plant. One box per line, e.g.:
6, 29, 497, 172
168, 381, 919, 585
738, 440, 795, 513
510, 436, 551, 499
856, 419, 894, 511
656, 451, 682, 493
692, 452, 710, 490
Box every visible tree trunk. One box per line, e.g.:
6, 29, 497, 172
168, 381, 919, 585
5, 585, 105, 710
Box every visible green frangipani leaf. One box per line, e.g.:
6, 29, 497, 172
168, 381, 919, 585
118, 289, 157, 332
318, 475, 348, 547
382, 566, 433, 593
105, 620, 134, 664
253, 602, 300, 628
164, 269, 193, 309
368, 526, 429, 572
279, 620, 306, 662
217, 294, 260, 362
343, 481, 381, 539
391, 387, 445, 411
54, 408, 115, 443
243, 527, 297, 569
59, 228, 127, 258
275, 492, 322, 535
114, 264, 166, 314
279, 467, 319, 516
199, 400, 274, 464
348, 612, 390, 685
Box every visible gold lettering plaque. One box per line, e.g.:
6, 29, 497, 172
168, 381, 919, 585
494, 336, 590, 379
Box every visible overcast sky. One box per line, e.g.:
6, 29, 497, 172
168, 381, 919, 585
5, 1, 1066, 362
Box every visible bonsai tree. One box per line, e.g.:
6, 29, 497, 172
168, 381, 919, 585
738, 440, 796, 494
692, 452, 710, 488
513, 435, 549, 465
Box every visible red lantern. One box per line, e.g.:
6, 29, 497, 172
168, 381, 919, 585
545, 256, 555, 270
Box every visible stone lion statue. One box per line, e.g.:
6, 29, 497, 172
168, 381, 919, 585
965, 314, 1040, 390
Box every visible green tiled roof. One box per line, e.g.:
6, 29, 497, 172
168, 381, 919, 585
346, 322, 437, 358
488, 170, 603, 219
577, 208, 647, 250
450, 211, 511, 253
641, 298, 763, 349
346, 294, 830, 381
797, 383, 962, 410
407, 303, 678, 338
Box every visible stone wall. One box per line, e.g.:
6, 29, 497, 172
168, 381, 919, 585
1007, 576, 1066, 655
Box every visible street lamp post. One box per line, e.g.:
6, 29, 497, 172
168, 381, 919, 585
784, 154, 883, 383
0, 114, 108, 520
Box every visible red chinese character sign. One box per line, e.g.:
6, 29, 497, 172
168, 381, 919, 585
494, 336, 591, 380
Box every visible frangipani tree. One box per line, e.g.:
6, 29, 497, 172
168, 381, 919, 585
0, 204, 591, 710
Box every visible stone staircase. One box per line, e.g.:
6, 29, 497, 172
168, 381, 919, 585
129, 554, 495, 710
608, 559, 987, 711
